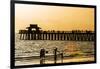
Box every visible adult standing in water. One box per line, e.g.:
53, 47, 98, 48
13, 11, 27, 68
53, 47, 58, 64
40, 48, 45, 64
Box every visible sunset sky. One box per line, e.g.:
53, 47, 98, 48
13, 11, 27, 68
15, 4, 94, 33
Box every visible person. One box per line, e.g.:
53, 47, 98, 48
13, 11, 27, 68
53, 47, 58, 64
40, 48, 45, 64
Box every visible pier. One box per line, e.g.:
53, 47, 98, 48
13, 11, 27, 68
19, 24, 94, 41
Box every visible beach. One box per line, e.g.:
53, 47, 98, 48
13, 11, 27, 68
15, 55, 94, 66
15, 34, 95, 66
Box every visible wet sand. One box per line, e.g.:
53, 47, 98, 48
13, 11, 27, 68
15, 55, 94, 66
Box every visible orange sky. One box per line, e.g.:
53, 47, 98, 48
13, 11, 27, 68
15, 4, 94, 33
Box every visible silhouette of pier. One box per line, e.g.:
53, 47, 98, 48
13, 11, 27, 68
19, 24, 94, 41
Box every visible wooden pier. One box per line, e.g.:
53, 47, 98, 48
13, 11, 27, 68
19, 24, 94, 41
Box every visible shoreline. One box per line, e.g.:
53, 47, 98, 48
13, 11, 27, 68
15, 55, 94, 66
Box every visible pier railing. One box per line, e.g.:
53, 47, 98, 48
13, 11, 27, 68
18, 24, 94, 41
19, 30, 94, 41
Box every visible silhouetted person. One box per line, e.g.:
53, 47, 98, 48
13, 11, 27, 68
53, 48, 57, 64
40, 48, 45, 64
